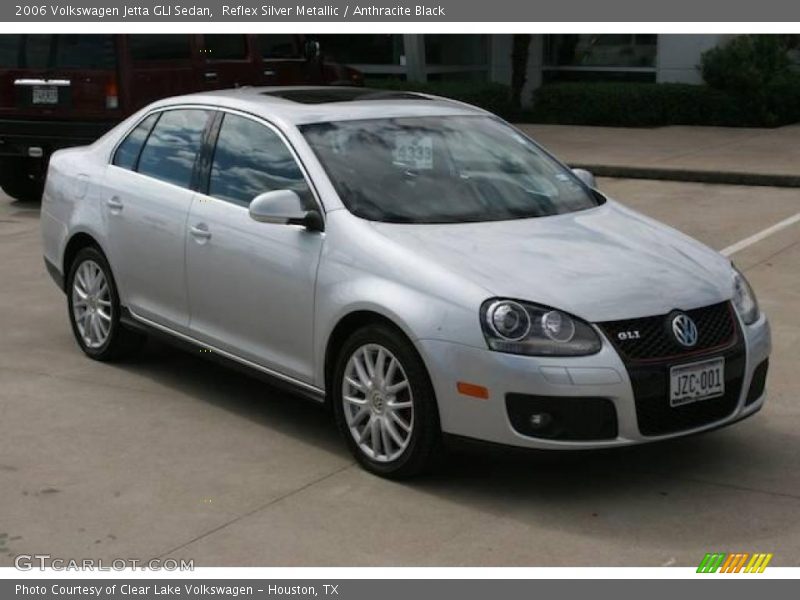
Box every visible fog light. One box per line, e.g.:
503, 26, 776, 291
529, 412, 553, 429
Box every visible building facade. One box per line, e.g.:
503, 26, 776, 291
317, 34, 733, 106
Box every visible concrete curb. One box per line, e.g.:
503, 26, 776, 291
571, 164, 800, 188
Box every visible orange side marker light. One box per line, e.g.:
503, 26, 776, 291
457, 382, 489, 399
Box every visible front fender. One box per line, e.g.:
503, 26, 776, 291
313, 271, 487, 388
312, 211, 494, 389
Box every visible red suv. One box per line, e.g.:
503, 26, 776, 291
0, 34, 362, 201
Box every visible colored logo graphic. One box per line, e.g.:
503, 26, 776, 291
697, 552, 773, 573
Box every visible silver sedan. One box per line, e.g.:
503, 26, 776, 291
41, 87, 771, 477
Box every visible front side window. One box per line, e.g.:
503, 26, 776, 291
208, 114, 312, 207
137, 109, 212, 189
300, 115, 601, 224
112, 113, 159, 170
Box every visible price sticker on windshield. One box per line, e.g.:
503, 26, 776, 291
393, 135, 433, 170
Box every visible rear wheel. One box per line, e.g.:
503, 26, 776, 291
66, 246, 144, 361
0, 173, 42, 202
332, 324, 441, 478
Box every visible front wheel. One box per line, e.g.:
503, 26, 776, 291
332, 324, 441, 478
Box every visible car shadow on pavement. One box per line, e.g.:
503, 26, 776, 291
108, 336, 796, 561
117, 336, 347, 457
410, 422, 797, 559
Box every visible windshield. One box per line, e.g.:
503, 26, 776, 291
300, 115, 601, 224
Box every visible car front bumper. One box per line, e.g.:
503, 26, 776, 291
417, 311, 771, 450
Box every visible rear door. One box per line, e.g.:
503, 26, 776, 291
0, 34, 122, 125
103, 107, 215, 330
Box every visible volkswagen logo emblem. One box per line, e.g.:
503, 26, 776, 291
671, 313, 699, 348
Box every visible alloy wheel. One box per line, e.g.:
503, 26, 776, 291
71, 260, 112, 349
342, 343, 414, 462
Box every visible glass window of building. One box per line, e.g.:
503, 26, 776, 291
543, 34, 657, 82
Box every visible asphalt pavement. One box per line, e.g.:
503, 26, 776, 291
1, 178, 798, 566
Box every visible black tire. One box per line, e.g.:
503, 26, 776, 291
66, 246, 145, 361
332, 323, 442, 478
0, 173, 44, 202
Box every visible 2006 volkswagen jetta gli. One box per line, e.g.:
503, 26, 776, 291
41, 87, 771, 477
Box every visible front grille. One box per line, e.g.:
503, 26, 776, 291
599, 301, 736, 363
601, 301, 746, 436
628, 339, 745, 436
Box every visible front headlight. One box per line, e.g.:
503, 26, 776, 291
732, 265, 760, 325
480, 299, 602, 356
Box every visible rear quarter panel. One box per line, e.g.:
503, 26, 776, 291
41, 145, 111, 278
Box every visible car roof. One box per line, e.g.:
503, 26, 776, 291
148, 86, 488, 126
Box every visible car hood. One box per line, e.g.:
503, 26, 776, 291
369, 200, 734, 322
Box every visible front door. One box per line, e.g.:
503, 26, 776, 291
185, 112, 324, 383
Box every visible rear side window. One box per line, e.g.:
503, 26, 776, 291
202, 35, 247, 60
4, 35, 116, 69
55, 35, 117, 69
130, 35, 192, 62
259, 34, 298, 58
24, 35, 51, 69
0, 35, 21, 67
112, 113, 160, 170
137, 109, 213, 189
208, 114, 311, 207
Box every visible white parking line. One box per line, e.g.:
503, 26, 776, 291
720, 212, 800, 257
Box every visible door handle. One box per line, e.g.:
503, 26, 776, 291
204, 71, 218, 81
263, 69, 276, 77
106, 197, 123, 212
189, 224, 212, 240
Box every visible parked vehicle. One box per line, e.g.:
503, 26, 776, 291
40, 87, 770, 477
0, 34, 362, 201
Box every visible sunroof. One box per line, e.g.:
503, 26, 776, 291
262, 88, 430, 104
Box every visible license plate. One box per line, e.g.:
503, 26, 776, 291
670, 357, 725, 407
32, 86, 58, 104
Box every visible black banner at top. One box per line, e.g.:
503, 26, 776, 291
3, 0, 800, 22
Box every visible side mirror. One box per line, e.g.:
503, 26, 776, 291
572, 168, 596, 189
249, 190, 324, 232
304, 40, 321, 61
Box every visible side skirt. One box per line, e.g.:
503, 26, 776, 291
119, 307, 327, 405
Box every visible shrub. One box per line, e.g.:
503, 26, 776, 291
699, 35, 796, 124
364, 79, 518, 121
530, 80, 800, 127
363, 74, 800, 128
701, 35, 790, 94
